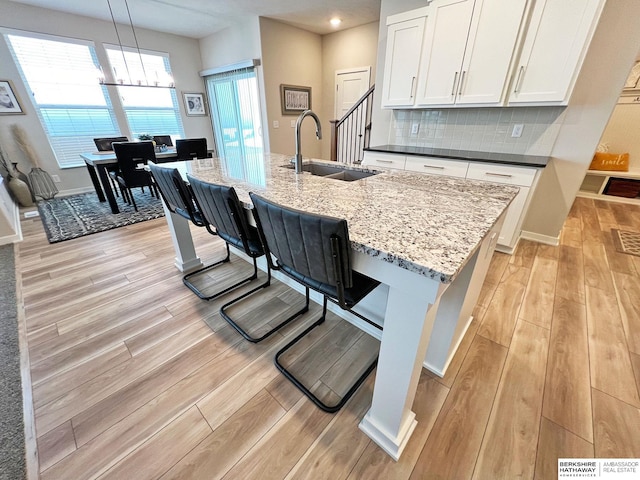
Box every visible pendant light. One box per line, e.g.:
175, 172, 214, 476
98, 0, 175, 88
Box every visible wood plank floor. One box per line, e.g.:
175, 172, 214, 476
14, 196, 640, 479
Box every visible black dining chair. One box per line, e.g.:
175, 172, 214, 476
94, 136, 128, 196
186, 174, 307, 342
249, 192, 381, 412
176, 138, 208, 160
94, 136, 128, 152
112, 141, 159, 211
152, 135, 173, 147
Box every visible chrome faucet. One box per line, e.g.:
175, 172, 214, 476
294, 110, 322, 174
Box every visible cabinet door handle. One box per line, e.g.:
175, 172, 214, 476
485, 172, 513, 178
376, 159, 393, 164
423, 165, 445, 170
410, 76, 416, 98
514, 66, 525, 93
451, 72, 459, 97
458, 70, 466, 96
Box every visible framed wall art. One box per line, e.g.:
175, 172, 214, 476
183, 92, 207, 116
280, 84, 311, 115
0, 80, 23, 114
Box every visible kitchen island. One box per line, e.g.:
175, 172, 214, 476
156, 152, 518, 460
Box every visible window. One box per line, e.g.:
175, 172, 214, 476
206, 66, 263, 181
6, 33, 120, 168
105, 47, 184, 140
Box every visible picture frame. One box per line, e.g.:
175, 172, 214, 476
280, 84, 311, 115
0, 80, 24, 114
182, 92, 207, 116
621, 61, 640, 96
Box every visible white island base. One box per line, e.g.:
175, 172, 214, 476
162, 200, 504, 461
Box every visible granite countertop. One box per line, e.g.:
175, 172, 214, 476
168, 153, 519, 283
365, 144, 550, 168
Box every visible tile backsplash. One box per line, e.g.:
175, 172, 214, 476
389, 107, 565, 156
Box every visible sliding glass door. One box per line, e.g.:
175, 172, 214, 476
206, 67, 264, 182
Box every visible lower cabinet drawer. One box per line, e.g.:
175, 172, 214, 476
405, 156, 468, 178
466, 163, 537, 186
362, 152, 406, 170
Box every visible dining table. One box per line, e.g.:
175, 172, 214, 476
80, 148, 179, 214
152, 152, 519, 461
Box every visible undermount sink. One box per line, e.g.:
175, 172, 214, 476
282, 162, 378, 182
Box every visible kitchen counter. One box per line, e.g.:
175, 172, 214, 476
157, 152, 517, 460
365, 144, 550, 168
180, 153, 518, 282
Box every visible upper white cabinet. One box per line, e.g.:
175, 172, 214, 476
416, 0, 528, 107
508, 0, 605, 105
381, 0, 604, 108
381, 12, 426, 107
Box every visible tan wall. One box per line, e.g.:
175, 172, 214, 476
259, 17, 323, 158
0, 0, 208, 195
522, 0, 640, 239
320, 21, 379, 159
598, 102, 640, 171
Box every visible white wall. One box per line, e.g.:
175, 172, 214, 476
259, 17, 323, 158
598, 102, 640, 171
320, 21, 379, 159
0, 0, 210, 195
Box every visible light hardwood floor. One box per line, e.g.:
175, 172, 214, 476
14, 196, 640, 479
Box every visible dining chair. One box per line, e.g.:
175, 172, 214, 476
112, 141, 159, 211
94, 136, 128, 152
176, 138, 208, 160
152, 135, 173, 147
186, 174, 307, 342
94, 136, 128, 196
249, 192, 381, 412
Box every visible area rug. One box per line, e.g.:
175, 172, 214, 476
0, 244, 26, 480
611, 229, 640, 257
37, 191, 165, 243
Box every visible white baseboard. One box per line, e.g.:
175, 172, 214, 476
520, 230, 559, 246
55, 187, 96, 197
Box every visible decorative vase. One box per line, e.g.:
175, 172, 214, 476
8, 175, 34, 207
11, 162, 35, 202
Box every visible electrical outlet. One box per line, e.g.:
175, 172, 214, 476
52, 174, 61, 183
291, 120, 296, 128
511, 124, 524, 138
273, 120, 279, 129
411, 123, 420, 135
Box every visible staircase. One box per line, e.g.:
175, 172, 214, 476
330, 85, 374, 164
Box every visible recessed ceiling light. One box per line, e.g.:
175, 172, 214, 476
330, 18, 342, 27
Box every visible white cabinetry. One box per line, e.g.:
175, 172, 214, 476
362, 151, 406, 170
381, 0, 604, 108
363, 151, 540, 253
0, 177, 21, 245
466, 163, 537, 248
508, 0, 604, 105
381, 12, 426, 107
416, 0, 528, 107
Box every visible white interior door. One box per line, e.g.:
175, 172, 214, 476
335, 67, 371, 119
335, 67, 371, 163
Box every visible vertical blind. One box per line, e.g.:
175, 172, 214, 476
206, 66, 264, 182
6, 33, 120, 168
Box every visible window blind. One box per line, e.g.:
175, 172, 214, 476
6, 33, 120, 168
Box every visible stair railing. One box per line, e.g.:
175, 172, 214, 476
330, 85, 375, 164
